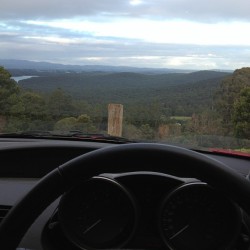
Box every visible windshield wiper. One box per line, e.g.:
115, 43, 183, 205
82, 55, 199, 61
61, 130, 136, 143
0, 131, 135, 143
0, 131, 54, 138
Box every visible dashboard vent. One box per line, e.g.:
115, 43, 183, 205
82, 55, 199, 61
0, 205, 12, 224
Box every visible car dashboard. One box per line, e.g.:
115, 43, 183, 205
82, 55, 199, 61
0, 138, 250, 250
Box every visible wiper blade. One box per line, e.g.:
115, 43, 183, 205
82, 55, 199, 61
0, 131, 54, 138
63, 131, 135, 143
0, 131, 135, 143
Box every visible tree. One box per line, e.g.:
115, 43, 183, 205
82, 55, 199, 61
186, 110, 222, 135
21, 91, 47, 118
54, 117, 78, 131
233, 87, 250, 139
54, 114, 96, 133
19, 91, 50, 131
140, 124, 155, 140
125, 100, 161, 129
47, 88, 76, 119
0, 67, 22, 132
215, 67, 250, 135
0, 66, 12, 82
0, 67, 20, 116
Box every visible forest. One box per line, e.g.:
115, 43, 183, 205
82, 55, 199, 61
17, 70, 229, 116
0, 66, 250, 150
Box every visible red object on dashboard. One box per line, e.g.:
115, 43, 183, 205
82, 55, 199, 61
210, 148, 250, 158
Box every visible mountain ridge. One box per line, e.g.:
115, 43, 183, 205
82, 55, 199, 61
0, 59, 233, 74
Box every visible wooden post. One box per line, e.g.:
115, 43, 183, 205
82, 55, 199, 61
108, 104, 123, 137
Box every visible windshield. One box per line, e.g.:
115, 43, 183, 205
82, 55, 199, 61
0, 0, 250, 154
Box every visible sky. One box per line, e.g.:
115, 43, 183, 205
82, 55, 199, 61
1, 0, 250, 70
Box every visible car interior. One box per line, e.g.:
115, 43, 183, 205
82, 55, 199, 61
0, 139, 250, 250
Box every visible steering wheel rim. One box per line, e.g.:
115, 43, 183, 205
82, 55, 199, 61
0, 143, 250, 250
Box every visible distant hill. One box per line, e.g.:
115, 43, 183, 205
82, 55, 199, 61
0, 59, 194, 74
0, 59, 233, 115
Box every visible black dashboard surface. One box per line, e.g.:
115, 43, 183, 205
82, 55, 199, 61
0, 138, 249, 178
0, 138, 249, 250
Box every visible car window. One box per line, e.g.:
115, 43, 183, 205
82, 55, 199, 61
0, 0, 249, 155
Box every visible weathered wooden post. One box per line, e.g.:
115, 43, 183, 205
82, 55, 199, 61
108, 103, 123, 137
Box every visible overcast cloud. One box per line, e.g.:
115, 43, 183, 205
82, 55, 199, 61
1, 0, 250, 70
1, 0, 250, 21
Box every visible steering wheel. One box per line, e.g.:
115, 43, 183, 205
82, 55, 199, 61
0, 143, 250, 250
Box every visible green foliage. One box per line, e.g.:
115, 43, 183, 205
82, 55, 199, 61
0, 67, 21, 117
125, 100, 162, 129
122, 123, 143, 140
0, 66, 12, 81
185, 110, 222, 135
233, 87, 250, 139
140, 124, 155, 140
54, 114, 97, 133
47, 88, 76, 119
19, 71, 229, 117
1, 65, 250, 146
21, 91, 47, 118
54, 117, 78, 131
215, 67, 250, 135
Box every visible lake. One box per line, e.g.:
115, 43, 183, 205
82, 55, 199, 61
11, 76, 38, 83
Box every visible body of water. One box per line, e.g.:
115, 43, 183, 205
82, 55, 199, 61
11, 76, 38, 83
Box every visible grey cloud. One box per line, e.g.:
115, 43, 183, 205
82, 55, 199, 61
1, 0, 250, 70
1, 26, 249, 70
136, 0, 250, 22
0, 0, 129, 20
1, 0, 250, 22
